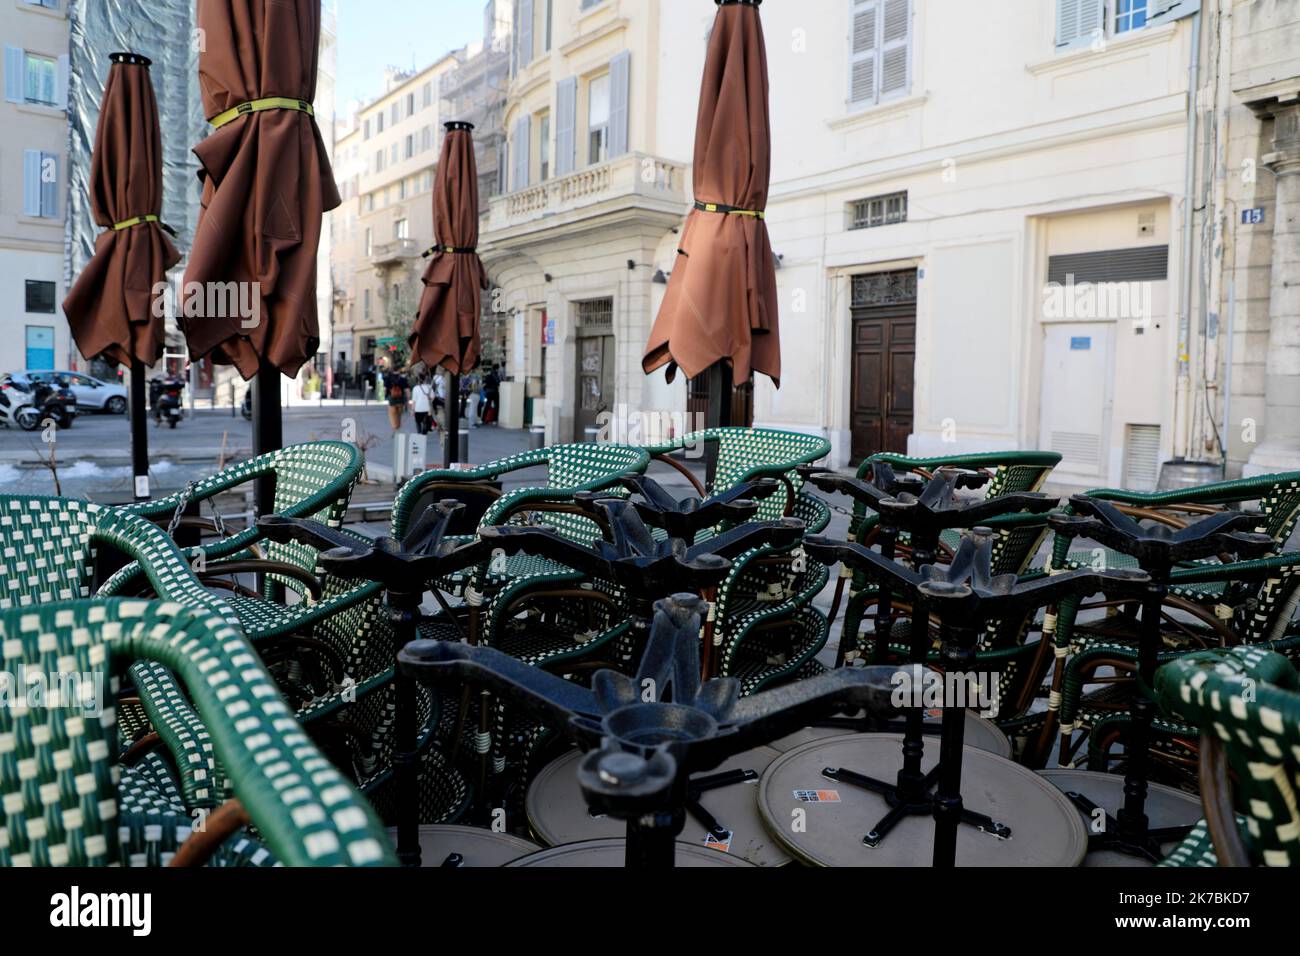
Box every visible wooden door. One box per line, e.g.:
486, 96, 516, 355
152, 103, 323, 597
849, 270, 916, 465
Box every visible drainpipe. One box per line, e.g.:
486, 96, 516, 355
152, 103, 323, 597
1172, 9, 1202, 460
1200, 0, 1232, 465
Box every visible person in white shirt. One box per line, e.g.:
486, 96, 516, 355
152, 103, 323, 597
412, 374, 435, 435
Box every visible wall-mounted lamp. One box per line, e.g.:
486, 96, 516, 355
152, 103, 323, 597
544, 273, 553, 283
652, 270, 671, 285
773, 252, 784, 270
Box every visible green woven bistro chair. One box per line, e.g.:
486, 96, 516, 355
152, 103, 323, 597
0, 599, 394, 867
834, 451, 1062, 665
1052, 550, 1300, 776
1039, 472, 1300, 768
1154, 643, 1300, 867
639, 427, 834, 691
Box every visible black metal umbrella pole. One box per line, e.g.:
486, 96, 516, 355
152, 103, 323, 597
808, 527, 1150, 866
1046, 497, 1273, 862
399, 593, 906, 868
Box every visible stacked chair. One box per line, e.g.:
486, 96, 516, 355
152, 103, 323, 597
1039, 472, 1300, 780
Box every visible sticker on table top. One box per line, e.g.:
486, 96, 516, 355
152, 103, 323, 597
793, 789, 841, 803
703, 829, 733, 852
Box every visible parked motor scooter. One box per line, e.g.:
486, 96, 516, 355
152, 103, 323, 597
32, 377, 77, 429
151, 376, 184, 428
0, 376, 40, 431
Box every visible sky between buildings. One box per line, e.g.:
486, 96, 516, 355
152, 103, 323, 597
335, 0, 486, 112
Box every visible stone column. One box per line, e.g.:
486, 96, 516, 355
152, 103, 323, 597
1245, 98, 1300, 476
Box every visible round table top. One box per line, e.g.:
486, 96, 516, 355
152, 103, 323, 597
1038, 768, 1205, 868
385, 824, 541, 868
526, 746, 791, 866
770, 709, 1011, 757
759, 733, 1088, 867
507, 837, 757, 868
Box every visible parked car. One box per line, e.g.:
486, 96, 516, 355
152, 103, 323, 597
24, 369, 127, 414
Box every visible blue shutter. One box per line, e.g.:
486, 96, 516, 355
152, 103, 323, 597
23, 149, 42, 216
608, 52, 629, 158
56, 54, 68, 110
40, 152, 58, 218
4, 46, 22, 103
513, 116, 530, 190
555, 77, 576, 176
518, 0, 534, 69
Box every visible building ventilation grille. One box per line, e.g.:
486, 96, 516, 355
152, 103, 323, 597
1047, 245, 1169, 285
1124, 424, 1162, 492
1051, 430, 1101, 468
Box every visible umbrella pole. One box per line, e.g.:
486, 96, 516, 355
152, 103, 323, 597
252, 363, 284, 598
703, 363, 732, 487
444, 371, 460, 467
129, 363, 149, 501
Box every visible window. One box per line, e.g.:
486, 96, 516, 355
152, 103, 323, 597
422, 171, 433, 191
587, 73, 610, 165
422, 125, 433, 152
405, 134, 414, 159
398, 178, 407, 200
849, 0, 911, 108
544, 0, 553, 51
406, 93, 415, 116
365, 228, 373, 257
364, 288, 372, 321
25, 280, 56, 313
24, 52, 57, 106
22, 150, 59, 218
1114, 0, 1148, 33
363, 193, 374, 213
395, 218, 409, 239
848, 191, 907, 229
538, 111, 551, 182
376, 113, 385, 133
375, 149, 384, 172
1056, 0, 1105, 48
364, 118, 372, 139
391, 143, 398, 165
391, 103, 399, 125
422, 82, 433, 108
580, 0, 604, 9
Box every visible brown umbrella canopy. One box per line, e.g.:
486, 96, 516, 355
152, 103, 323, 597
180, 0, 340, 380
410, 122, 488, 374
64, 53, 180, 368
643, 0, 780, 388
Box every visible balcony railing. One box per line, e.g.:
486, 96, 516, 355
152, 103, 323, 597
485, 151, 686, 236
370, 237, 423, 267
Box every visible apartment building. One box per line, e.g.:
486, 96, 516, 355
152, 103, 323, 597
2, 0, 71, 376
330, 0, 511, 388
481, 0, 694, 439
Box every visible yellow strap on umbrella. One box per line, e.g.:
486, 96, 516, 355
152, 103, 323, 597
112, 214, 160, 230
208, 96, 314, 129
694, 199, 765, 220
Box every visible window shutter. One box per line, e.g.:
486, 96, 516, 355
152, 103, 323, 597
518, 0, 534, 69
1056, 0, 1080, 46
513, 116, 530, 190
56, 53, 68, 110
880, 0, 910, 97
1056, 0, 1102, 47
849, 2, 877, 105
555, 76, 577, 176
41, 153, 58, 218
608, 52, 629, 158
22, 148, 41, 215
4, 46, 22, 103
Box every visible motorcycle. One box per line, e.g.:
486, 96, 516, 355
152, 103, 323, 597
0, 376, 40, 431
151, 376, 185, 429
32, 378, 77, 429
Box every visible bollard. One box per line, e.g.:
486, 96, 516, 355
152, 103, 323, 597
442, 430, 469, 465
528, 425, 546, 450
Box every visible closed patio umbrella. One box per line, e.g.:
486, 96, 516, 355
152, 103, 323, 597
410, 121, 488, 466
642, 0, 780, 426
181, 0, 339, 514
63, 51, 180, 501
